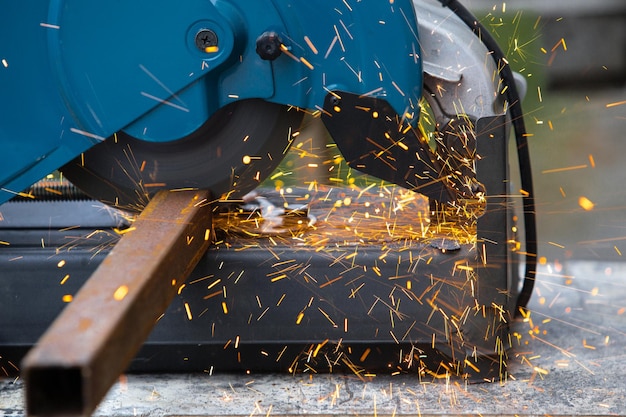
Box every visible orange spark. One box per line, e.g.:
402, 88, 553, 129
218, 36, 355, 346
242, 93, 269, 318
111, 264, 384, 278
542, 165, 587, 174
113, 285, 129, 301
606, 100, 626, 108
578, 196, 595, 211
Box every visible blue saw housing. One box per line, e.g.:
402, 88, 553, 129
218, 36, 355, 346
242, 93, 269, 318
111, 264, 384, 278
0, 0, 423, 205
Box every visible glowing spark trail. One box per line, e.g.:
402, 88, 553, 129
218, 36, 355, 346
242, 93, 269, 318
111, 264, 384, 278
70, 128, 106, 142
606, 100, 626, 108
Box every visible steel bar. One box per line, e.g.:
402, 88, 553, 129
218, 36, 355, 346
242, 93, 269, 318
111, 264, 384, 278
22, 189, 212, 417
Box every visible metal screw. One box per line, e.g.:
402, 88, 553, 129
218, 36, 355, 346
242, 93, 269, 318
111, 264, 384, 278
195, 29, 218, 52
330, 96, 341, 106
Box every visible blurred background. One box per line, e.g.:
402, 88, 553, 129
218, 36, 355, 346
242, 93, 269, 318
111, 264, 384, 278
468, 0, 626, 262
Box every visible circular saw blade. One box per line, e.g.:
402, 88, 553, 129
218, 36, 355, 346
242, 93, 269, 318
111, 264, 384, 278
61, 100, 302, 211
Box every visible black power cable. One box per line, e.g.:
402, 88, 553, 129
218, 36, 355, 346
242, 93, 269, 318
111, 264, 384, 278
435, 0, 537, 316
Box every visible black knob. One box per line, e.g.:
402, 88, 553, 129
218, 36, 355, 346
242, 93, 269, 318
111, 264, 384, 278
256, 31, 282, 61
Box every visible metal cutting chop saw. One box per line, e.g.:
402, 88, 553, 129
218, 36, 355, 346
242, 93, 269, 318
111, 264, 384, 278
0, 0, 537, 415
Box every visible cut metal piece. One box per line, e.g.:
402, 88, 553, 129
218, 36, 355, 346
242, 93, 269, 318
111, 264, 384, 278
22, 189, 212, 417
61, 100, 302, 211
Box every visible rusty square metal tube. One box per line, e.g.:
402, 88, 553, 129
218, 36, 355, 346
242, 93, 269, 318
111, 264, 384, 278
22, 189, 212, 417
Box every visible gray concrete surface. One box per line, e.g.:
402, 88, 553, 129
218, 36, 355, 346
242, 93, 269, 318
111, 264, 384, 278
2, 259, 625, 416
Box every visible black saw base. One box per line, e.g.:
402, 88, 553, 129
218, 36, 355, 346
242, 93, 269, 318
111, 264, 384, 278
0, 185, 516, 382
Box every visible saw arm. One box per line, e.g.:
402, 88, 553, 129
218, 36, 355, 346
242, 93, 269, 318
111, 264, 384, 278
0, 0, 441, 207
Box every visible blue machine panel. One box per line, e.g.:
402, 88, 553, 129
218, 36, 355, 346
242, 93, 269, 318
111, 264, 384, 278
0, 0, 423, 205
